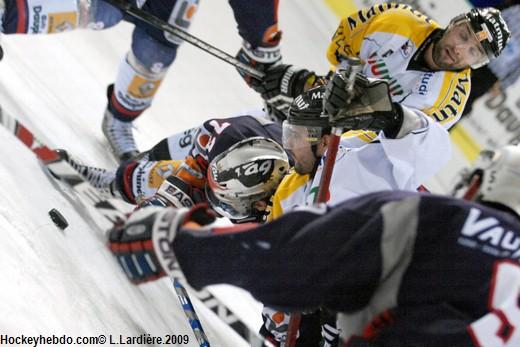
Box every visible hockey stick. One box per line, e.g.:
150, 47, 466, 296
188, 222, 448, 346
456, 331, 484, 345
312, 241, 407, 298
104, 0, 265, 80
0, 106, 213, 346
284, 58, 363, 347
0, 106, 128, 225
173, 279, 211, 347
0, 105, 271, 346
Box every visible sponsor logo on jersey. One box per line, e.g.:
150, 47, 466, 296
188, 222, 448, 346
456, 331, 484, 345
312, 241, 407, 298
431, 74, 470, 122
367, 55, 404, 96
30, 6, 46, 34
48, 12, 77, 33
459, 207, 520, 259
415, 72, 434, 95
127, 76, 162, 99
382, 49, 394, 58
345, 3, 431, 30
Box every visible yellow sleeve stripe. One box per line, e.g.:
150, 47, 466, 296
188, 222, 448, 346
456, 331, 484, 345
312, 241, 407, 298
423, 70, 471, 125
341, 129, 378, 143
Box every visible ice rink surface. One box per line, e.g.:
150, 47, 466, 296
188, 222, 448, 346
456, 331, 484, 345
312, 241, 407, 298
0, 1, 340, 346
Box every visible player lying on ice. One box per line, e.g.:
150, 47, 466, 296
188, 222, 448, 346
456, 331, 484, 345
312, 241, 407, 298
56, 74, 450, 226
99, 77, 450, 345
108, 144, 520, 347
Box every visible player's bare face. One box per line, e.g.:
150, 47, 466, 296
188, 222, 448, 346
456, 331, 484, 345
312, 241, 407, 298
290, 143, 317, 174
432, 22, 487, 70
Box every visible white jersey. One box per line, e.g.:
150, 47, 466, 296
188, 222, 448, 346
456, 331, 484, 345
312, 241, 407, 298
327, 3, 471, 130
269, 115, 450, 220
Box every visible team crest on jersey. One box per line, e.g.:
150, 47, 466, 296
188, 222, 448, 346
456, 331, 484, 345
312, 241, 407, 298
400, 40, 412, 58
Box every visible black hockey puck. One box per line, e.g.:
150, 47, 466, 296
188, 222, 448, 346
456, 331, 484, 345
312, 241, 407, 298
49, 209, 68, 230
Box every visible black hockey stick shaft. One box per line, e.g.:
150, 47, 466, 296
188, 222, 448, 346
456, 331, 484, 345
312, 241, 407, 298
105, 0, 265, 80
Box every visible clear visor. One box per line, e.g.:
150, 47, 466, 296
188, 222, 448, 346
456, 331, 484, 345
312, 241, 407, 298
449, 18, 491, 68
282, 121, 323, 150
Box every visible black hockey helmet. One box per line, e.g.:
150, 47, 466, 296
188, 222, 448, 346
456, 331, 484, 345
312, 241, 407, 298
283, 85, 331, 150
450, 7, 510, 68
286, 85, 330, 127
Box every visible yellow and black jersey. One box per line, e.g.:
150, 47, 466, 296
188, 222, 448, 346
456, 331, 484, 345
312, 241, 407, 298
327, 3, 471, 129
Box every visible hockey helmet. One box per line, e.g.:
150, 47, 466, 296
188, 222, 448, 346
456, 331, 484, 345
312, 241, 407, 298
206, 137, 290, 222
283, 85, 330, 150
452, 145, 520, 216
449, 7, 510, 68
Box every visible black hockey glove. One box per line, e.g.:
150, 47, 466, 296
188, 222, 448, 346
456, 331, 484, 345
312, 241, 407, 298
254, 64, 317, 116
108, 204, 216, 284
235, 35, 282, 88
323, 71, 358, 119
327, 75, 404, 139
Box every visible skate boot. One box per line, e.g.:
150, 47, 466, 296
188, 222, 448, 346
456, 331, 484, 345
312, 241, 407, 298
102, 109, 140, 162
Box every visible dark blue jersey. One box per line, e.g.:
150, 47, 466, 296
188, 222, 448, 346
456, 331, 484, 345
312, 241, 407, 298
174, 191, 520, 346
201, 115, 283, 163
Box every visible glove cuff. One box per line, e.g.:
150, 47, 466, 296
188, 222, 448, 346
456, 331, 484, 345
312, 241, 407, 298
285, 68, 316, 97
156, 176, 195, 208
382, 103, 404, 139
151, 208, 188, 278
241, 40, 282, 64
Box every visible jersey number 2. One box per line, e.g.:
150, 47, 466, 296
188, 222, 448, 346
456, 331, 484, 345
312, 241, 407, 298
468, 260, 520, 347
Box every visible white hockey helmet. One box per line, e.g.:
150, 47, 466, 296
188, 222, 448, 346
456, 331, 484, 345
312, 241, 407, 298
206, 137, 290, 222
453, 145, 520, 216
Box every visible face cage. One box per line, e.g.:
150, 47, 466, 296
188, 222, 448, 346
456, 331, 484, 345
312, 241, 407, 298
205, 185, 268, 221
282, 121, 324, 150
450, 15, 492, 69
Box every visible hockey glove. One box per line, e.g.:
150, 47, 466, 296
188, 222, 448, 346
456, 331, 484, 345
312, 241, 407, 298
323, 70, 358, 119
327, 75, 404, 139
255, 64, 317, 116
108, 204, 217, 284
140, 175, 205, 209
236, 35, 282, 88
